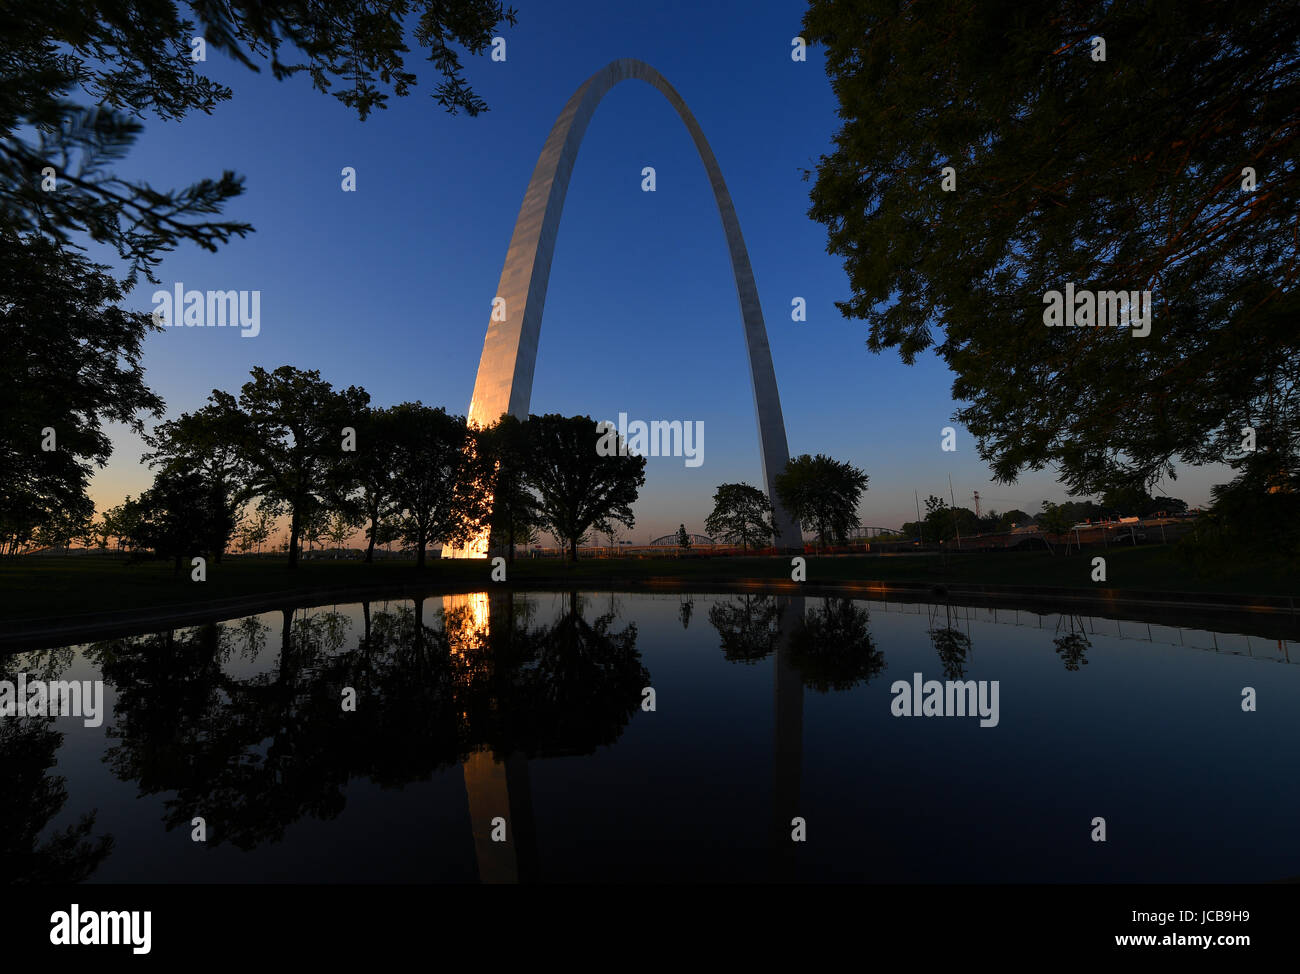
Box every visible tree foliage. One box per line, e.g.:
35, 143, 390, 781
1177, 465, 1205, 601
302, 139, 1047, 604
0, 232, 162, 555
236, 366, 369, 568
1, 0, 518, 276
704, 482, 779, 551
479, 414, 540, 561
525, 414, 646, 562
774, 453, 869, 548
129, 468, 233, 569
386, 403, 487, 568
803, 0, 1300, 497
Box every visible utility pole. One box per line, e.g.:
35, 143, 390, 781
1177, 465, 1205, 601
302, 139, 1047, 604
949, 475, 962, 550
914, 490, 924, 545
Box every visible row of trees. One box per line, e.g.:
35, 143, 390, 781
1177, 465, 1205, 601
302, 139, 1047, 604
79, 407, 873, 565
900, 487, 1191, 545
0, 0, 516, 559
82, 366, 648, 568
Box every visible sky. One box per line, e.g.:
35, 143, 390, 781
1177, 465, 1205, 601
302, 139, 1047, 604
87, 0, 1230, 543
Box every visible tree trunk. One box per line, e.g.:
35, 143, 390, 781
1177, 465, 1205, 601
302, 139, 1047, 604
365, 521, 377, 564
569, 537, 578, 562
288, 507, 301, 569
417, 540, 426, 569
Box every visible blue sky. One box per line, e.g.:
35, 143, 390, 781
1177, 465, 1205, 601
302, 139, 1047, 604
90, 0, 1227, 541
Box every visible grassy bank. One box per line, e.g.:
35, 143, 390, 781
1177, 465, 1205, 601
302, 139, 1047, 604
1, 546, 1296, 625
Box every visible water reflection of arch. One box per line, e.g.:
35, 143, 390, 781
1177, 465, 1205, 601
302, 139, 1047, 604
447, 590, 648, 883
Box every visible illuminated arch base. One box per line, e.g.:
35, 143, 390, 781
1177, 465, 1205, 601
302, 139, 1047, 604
445, 58, 802, 557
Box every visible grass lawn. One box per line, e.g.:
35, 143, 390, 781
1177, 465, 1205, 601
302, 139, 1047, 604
1, 546, 1296, 626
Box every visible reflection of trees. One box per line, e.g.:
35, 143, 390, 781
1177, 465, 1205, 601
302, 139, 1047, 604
483, 592, 648, 758
928, 604, 972, 680
1053, 616, 1092, 671
679, 597, 694, 630
709, 594, 781, 663
0, 718, 114, 883
0, 652, 113, 884
337, 598, 468, 787
87, 592, 646, 850
88, 615, 360, 850
787, 598, 885, 692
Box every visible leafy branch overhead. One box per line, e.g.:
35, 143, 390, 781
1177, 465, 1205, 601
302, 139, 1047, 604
0, 0, 517, 277
802, 0, 1300, 496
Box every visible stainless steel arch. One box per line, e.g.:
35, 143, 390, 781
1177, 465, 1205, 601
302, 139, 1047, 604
465, 57, 802, 548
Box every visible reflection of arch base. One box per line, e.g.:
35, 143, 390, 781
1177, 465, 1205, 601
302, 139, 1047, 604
444, 58, 802, 558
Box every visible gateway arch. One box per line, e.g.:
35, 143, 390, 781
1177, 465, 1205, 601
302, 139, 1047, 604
460, 58, 802, 550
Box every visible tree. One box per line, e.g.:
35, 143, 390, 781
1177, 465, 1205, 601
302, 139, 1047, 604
101, 498, 144, 554
79, 516, 110, 551
774, 454, 869, 550
129, 469, 231, 571
339, 406, 401, 564
1100, 484, 1156, 518
0, 233, 162, 556
526, 415, 646, 562
387, 403, 487, 569
1, 0, 518, 277
235, 366, 369, 568
243, 510, 273, 555
479, 415, 540, 562
802, 0, 1300, 497
705, 482, 779, 552
1148, 497, 1188, 518
1000, 510, 1032, 529
300, 502, 329, 556
1204, 446, 1300, 556
142, 391, 252, 562
676, 524, 692, 552
327, 510, 355, 556
1037, 501, 1075, 554
29, 510, 88, 554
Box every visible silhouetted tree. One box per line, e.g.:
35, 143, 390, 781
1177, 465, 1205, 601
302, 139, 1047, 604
775, 453, 869, 550
142, 392, 252, 562
479, 415, 540, 562
0, 232, 161, 556
129, 468, 233, 571
803, 0, 1300, 496
705, 482, 778, 551
527, 415, 646, 562
235, 366, 369, 568
387, 403, 487, 568
1, 0, 518, 275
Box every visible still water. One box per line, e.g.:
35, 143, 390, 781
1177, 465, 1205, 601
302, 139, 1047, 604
3, 591, 1298, 883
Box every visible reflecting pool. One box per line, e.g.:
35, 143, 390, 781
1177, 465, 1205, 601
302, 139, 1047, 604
3, 591, 1298, 883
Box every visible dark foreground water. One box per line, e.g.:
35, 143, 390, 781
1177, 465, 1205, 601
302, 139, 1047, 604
3, 591, 1298, 883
